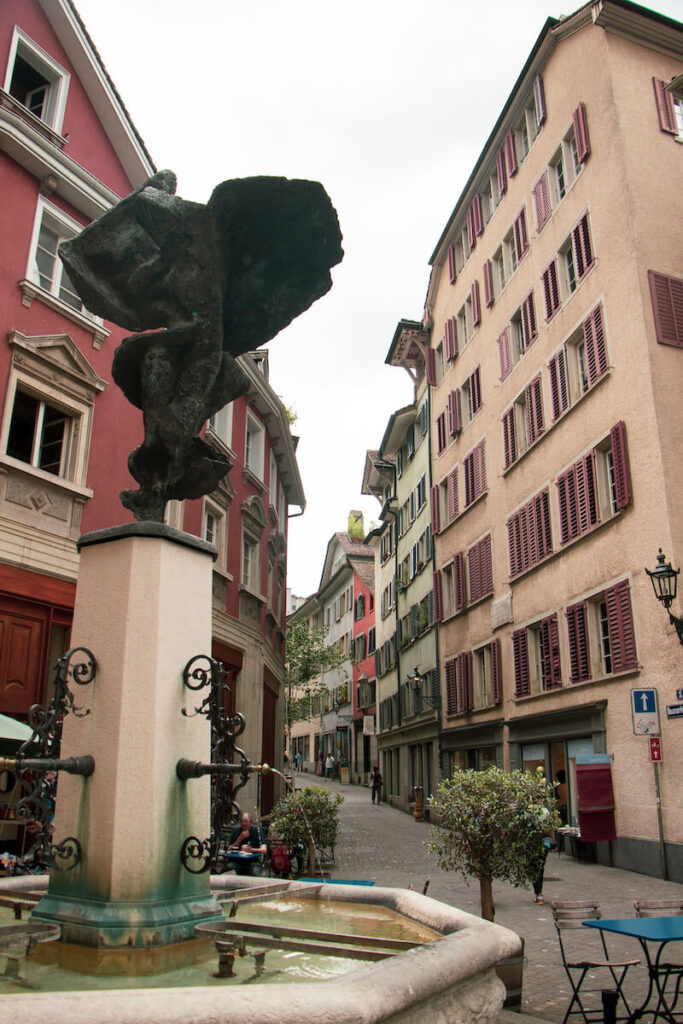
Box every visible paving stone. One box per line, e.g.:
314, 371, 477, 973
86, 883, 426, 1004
294, 771, 683, 1021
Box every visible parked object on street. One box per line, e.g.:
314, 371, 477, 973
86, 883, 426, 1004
632, 901, 683, 1020
552, 900, 640, 1024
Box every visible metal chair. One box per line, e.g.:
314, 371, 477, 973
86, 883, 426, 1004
634, 899, 683, 1020
551, 900, 640, 1024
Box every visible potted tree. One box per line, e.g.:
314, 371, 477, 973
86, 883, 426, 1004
428, 766, 559, 1008
269, 785, 344, 875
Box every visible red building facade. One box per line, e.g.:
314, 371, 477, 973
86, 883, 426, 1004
352, 563, 377, 783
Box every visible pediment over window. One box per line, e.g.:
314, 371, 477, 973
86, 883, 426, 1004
241, 494, 267, 532
7, 331, 106, 401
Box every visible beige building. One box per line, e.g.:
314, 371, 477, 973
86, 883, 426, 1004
423, 1, 682, 878
362, 324, 441, 811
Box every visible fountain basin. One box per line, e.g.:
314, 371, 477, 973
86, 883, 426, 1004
0, 874, 521, 1023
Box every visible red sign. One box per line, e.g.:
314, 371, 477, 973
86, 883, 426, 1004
649, 737, 663, 762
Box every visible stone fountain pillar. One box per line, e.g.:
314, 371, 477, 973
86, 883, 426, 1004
32, 523, 223, 948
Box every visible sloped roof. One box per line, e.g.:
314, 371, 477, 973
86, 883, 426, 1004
354, 559, 375, 595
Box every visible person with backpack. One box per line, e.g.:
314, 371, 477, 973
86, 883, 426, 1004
370, 766, 383, 805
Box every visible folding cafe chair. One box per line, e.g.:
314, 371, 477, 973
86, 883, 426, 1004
551, 900, 640, 1024
633, 899, 683, 1020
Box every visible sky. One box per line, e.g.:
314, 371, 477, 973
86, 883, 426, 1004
74, 0, 681, 597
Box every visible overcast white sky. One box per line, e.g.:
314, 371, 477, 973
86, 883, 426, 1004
75, 0, 680, 597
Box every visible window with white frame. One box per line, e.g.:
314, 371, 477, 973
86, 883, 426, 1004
269, 451, 278, 508
208, 404, 232, 450
244, 413, 264, 479
473, 646, 492, 709
4, 28, 70, 132
165, 500, 185, 531
566, 579, 638, 684
204, 499, 227, 573
548, 304, 608, 422
27, 201, 88, 314
241, 532, 260, 591
492, 247, 506, 298
1, 334, 103, 490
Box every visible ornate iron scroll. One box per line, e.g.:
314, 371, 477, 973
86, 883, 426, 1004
179, 655, 253, 873
15, 647, 96, 871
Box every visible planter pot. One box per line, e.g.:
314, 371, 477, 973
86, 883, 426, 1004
495, 936, 525, 1011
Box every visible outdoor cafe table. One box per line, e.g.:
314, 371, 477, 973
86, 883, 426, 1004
583, 916, 683, 1023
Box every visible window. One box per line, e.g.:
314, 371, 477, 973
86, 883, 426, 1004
462, 367, 482, 426
492, 247, 506, 298
548, 304, 608, 420
474, 640, 502, 709
557, 424, 632, 549
501, 292, 538, 381
541, 260, 560, 320
463, 438, 486, 507
562, 213, 594, 297
653, 77, 683, 139
269, 451, 278, 508
380, 581, 395, 619
208, 404, 233, 449
354, 595, 365, 620
407, 425, 415, 460
204, 500, 227, 573
245, 413, 264, 479
437, 468, 458, 528
532, 171, 552, 233
648, 271, 683, 347
6, 390, 73, 477
355, 634, 367, 661
447, 390, 462, 438
368, 627, 376, 655
502, 374, 544, 469
241, 534, 260, 590
26, 202, 91, 316
436, 411, 447, 455
467, 534, 493, 603
483, 259, 494, 307
444, 651, 473, 715
566, 579, 638, 683
4, 28, 70, 132
457, 303, 471, 350
444, 316, 458, 362
419, 402, 429, 437
416, 474, 427, 511
507, 488, 552, 578
513, 615, 561, 697
279, 483, 287, 534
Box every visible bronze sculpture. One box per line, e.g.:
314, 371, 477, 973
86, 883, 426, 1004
60, 170, 343, 521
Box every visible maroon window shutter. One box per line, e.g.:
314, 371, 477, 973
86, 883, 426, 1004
512, 628, 530, 697
447, 468, 459, 522
471, 280, 481, 327
465, 651, 474, 711
605, 579, 638, 673
454, 551, 466, 611
497, 326, 512, 381
491, 639, 502, 704
433, 570, 443, 623
542, 261, 560, 319
430, 484, 440, 535
448, 390, 461, 437
496, 147, 507, 195
514, 208, 529, 262
648, 271, 683, 347
541, 615, 562, 689
504, 130, 518, 176
532, 171, 551, 233
468, 542, 481, 604
522, 291, 538, 347
481, 533, 493, 596
566, 601, 591, 683
455, 653, 466, 713
502, 407, 516, 469
445, 658, 457, 715
557, 468, 572, 545
539, 489, 552, 558
437, 412, 447, 453
425, 347, 436, 386
573, 214, 593, 280
610, 421, 633, 510
473, 193, 484, 236
507, 510, 521, 577
471, 366, 481, 414
534, 75, 546, 126
475, 438, 487, 498
525, 375, 544, 444
573, 102, 590, 163
445, 316, 458, 361
652, 77, 676, 134
483, 260, 494, 307
448, 243, 457, 284
466, 206, 476, 251
584, 303, 608, 384
548, 351, 569, 419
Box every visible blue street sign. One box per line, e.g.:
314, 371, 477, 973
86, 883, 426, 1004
631, 688, 660, 736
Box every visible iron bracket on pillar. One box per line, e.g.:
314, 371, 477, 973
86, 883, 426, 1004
179, 655, 259, 874
14, 647, 96, 871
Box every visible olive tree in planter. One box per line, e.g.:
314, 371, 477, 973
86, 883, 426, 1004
428, 766, 558, 922
269, 785, 344, 874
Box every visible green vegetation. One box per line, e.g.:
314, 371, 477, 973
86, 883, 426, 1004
269, 785, 344, 852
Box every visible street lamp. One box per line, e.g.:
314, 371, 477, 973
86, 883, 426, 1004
645, 549, 683, 644
408, 667, 438, 710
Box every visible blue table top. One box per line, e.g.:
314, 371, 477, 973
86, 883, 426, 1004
584, 918, 683, 942
227, 851, 261, 860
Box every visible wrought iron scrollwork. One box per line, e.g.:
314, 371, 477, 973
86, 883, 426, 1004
14, 646, 96, 871
179, 654, 257, 873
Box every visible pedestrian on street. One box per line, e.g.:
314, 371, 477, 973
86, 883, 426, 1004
370, 766, 383, 804
325, 753, 335, 778
295, 750, 303, 771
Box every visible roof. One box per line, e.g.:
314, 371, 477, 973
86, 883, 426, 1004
354, 559, 375, 595
318, 531, 374, 595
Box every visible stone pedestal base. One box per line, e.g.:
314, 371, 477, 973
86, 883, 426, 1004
32, 524, 223, 947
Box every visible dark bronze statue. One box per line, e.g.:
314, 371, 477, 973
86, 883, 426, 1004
59, 171, 343, 521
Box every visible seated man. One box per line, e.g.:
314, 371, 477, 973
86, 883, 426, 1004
227, 813, 266, 875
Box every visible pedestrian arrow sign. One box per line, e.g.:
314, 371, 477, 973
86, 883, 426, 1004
631, 688, 660, 736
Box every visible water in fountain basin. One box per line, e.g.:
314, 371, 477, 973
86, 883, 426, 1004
0, 896, 438, 994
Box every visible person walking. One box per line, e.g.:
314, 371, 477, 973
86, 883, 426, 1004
370, 766, 383, 805
325, 752, 335, 779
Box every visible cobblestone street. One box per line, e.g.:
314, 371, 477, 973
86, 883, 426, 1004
295, 772, 683, 1021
